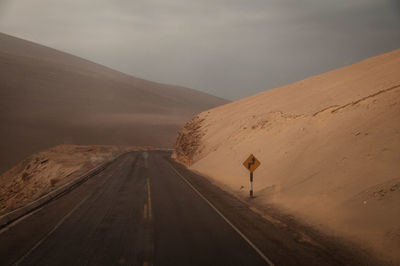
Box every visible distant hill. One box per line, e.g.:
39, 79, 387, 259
174, 49, 400, 262
0, 33, 228, 174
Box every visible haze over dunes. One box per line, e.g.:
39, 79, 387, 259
0, 33, 227, 174
174, 49, 400, 262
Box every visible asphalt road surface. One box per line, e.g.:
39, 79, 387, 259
0, 151, 378, 266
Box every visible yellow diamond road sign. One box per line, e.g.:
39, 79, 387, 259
243, 154, 261, 173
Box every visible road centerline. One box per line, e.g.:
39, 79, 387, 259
144, 203, 148, 219
146, 177, 152, 221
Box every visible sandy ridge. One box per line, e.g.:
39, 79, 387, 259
173, 48, 400, 264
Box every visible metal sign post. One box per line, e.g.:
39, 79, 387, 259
243, 154, 261, 198
250, 172, 254, 197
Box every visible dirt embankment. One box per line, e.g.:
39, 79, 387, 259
173, 49, 400, 264
0, 144, 132, 215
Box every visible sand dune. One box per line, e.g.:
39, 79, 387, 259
174, 49, 400, 263
0, 33, 227, 174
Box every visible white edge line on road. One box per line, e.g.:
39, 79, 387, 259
0, 205, 44, 235
13, 195, 90, 266
167, 162, 275, 266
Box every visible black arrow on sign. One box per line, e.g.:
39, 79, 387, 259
248, 156, 256, 170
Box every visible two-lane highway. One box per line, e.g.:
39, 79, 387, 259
0, 151, 378, 266
0, 151, 268, 265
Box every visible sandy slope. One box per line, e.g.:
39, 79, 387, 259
0, 33, 227, 174
174, 49, 400, 263
0, 144, 130, 215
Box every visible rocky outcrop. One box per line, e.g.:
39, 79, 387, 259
173, 115, 205, 166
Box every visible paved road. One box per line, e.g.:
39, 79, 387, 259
0, 151, 377, 266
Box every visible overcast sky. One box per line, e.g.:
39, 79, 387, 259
0, 0, 399, 100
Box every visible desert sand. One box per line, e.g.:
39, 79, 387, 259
0, 144, 131, 215
174, 49, 400, 263
0, 32, 227, 174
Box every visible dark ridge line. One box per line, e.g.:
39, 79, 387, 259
331, 84, 400, 114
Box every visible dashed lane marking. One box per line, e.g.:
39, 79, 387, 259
144, 203, 148, 219
146, 177, 152, 220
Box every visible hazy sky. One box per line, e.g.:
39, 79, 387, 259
0, 0, 399, 100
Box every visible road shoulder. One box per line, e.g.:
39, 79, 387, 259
166, 154, 389, 266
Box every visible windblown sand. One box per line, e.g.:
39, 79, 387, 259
174, 49, 400, 263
